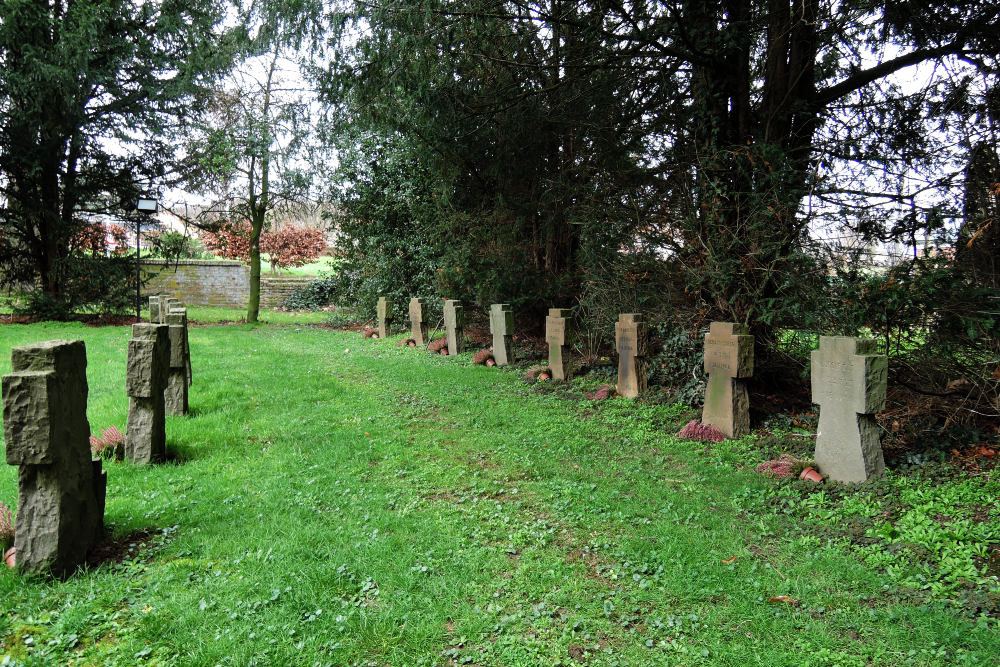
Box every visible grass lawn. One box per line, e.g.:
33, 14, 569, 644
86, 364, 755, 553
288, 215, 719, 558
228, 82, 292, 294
260, 254, 339, 278
0, 322, 998, 665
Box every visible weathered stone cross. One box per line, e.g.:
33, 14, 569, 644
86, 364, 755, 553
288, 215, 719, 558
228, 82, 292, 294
408, 297, 427, 346
615, 313, 648, 398
489, 303, 514, 366
125, 323, 170, 464
165, 308, 190, 416
2, 339, 105, 574
376, 297, 393, 339
702, 321, 754, 438
443, 299, 465, 355
545, 308, 572, 381
811, 336, 887, 482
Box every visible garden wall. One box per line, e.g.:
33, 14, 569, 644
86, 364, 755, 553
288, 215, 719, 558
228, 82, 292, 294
141, 260, 248, 308
141, 260, 308, 309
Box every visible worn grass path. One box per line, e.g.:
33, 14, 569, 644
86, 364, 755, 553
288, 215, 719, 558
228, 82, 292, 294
0, 322, 997, 666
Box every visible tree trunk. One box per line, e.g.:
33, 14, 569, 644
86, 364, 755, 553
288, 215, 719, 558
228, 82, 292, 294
248, 210, 263, 323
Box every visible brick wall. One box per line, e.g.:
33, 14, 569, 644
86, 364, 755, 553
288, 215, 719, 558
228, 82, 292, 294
141, 260, 248, 307
260, 278, 311, 308
141, 260, 311, 309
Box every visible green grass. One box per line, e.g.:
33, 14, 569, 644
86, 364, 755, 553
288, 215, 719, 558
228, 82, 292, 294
184, 305, 332, 325
0, 323, 998, 665
259, 254, 340, 278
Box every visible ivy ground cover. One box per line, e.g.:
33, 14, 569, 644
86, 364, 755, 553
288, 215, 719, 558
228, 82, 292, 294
1, 321, 998, 665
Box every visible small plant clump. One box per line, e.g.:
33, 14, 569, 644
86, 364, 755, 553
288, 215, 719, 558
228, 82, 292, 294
584, 384, 615, 400
0, 502, 14, 549
756, 454, 805, 479
395, 337, 416, 347
524, 366, 551, 382
90, 425, 125, 460
427, 337, 448, 354
676, 419, 726, 443
472, 348, 494, 365
362, 327, 379, 338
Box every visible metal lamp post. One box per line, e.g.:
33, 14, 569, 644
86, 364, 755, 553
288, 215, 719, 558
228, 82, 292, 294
135, 197, 157, 320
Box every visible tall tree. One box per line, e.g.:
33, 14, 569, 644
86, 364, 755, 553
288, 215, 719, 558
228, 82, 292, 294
184, 4, 322, 323
0, 0, 232, 311
320, 1, 998, 341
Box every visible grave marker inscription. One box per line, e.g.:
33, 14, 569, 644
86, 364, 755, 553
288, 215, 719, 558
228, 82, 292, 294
489, 304, 514, 366
377, 297, 393, 339
545, 308, 572, 381
615, 314, 648, 398
702, 322, 754, 438
811, 336, 887, 483
444, 300, 465, 355
409, 298, 427, 346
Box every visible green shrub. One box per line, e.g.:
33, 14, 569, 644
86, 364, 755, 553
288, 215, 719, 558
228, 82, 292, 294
284, 275, 339, 310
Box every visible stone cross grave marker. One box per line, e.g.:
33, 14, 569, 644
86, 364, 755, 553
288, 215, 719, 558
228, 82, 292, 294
165, 309, 190, 415
443, 299, 465, 355
148, 296, 161, 323
125, 323, 170, 463
545, 308, 572, 381
161, 298, 180, 323
811, 336, 887, 482
615, 313, 648, 398
702, 322, 754, 438
2, 340, 105, 574
377, 297, 393, 339
409, 297, 427, 346
489, 304, 514, 366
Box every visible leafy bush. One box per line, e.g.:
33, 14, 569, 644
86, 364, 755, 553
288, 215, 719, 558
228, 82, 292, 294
145, 230, 209, 260
647, 324, 706, 406
13, 254, 139, 319
284, 275, 339, 310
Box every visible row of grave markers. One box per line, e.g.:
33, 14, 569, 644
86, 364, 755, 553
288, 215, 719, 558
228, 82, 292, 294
380, 298, 887, 485
1, 296, 193, 574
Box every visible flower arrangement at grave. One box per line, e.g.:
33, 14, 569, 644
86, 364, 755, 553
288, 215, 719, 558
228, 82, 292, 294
524, 365, 552, 382
90, 425, 126, 460
396, 338, 417, 347
362, 326, 379, 338
427, 337, 448, 355
472, 348, 495, 366
676, 419, 726, 443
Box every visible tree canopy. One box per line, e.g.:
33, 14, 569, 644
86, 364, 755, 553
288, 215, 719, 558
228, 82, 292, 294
0, 0, 234, 312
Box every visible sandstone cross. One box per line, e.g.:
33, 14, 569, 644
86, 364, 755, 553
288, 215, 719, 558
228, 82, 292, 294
489, 304, 514, 366
702, 322, 754, 438
165, 309, 190, 415
161, 298, 181, 323
409, 297, 427, 346
811, 336, 887, 482
2, 340, 105, 574
125, 323, 170, 463
545, 308, 572, 381
615, 313, 648, 398
443, 299, 465, 355
377, 297, 393, 338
